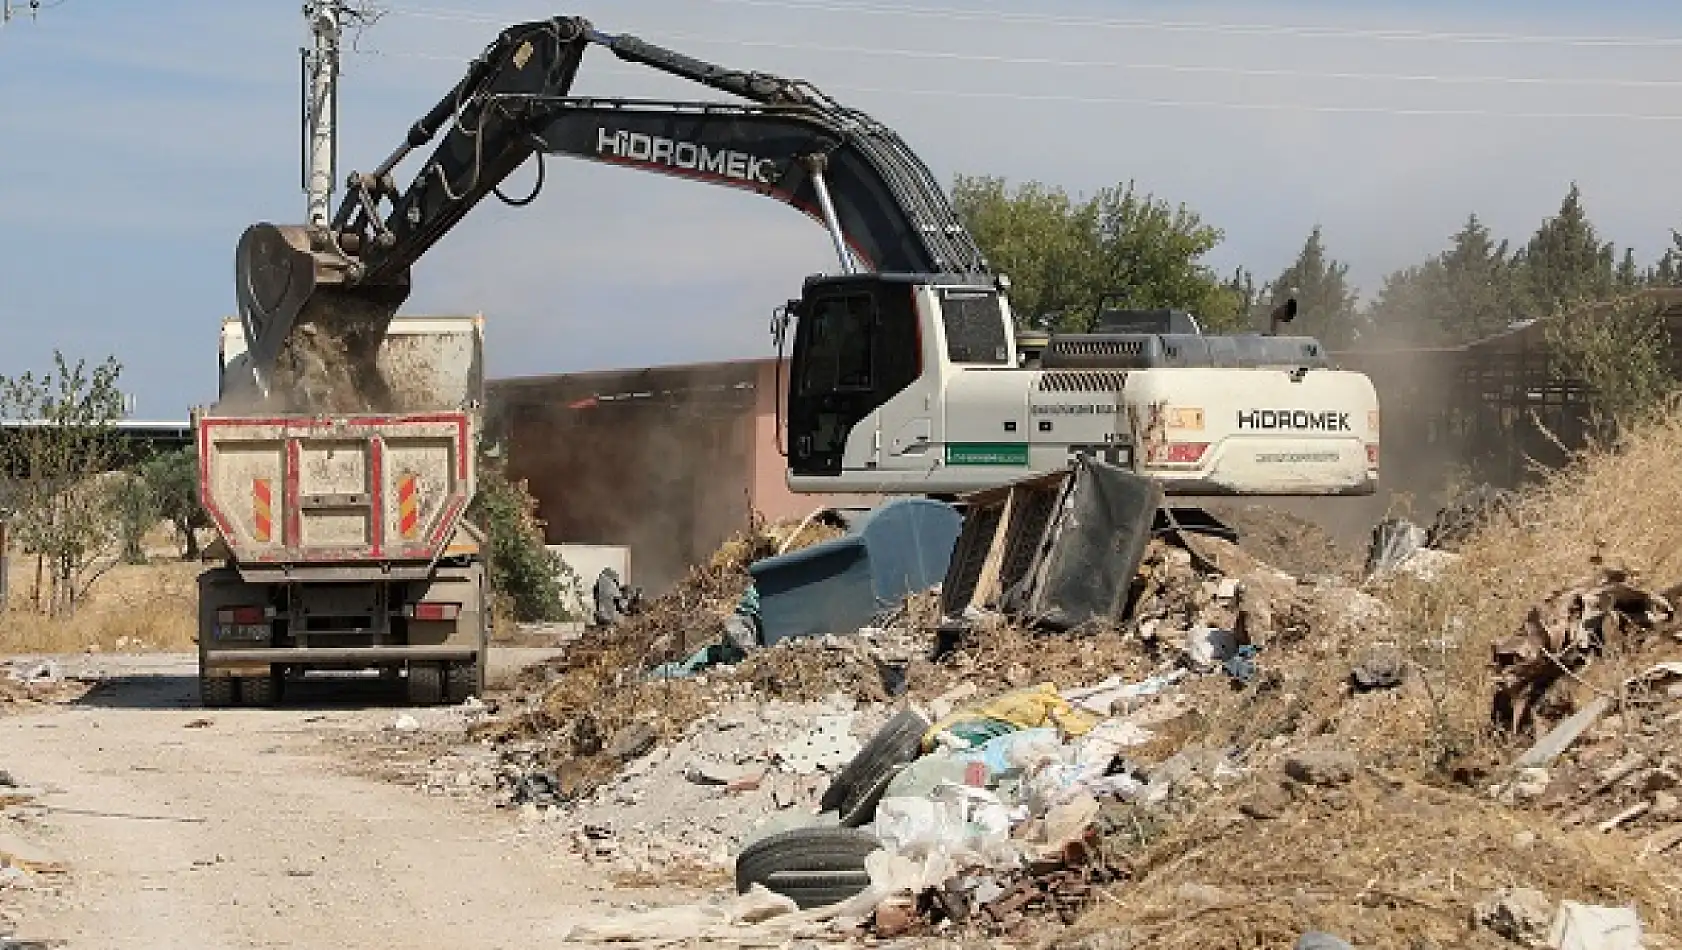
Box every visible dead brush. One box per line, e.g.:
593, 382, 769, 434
1, 559, 199, 654
1062, 771, 1682, 949
492, 516, 816, 770
1367, 406, 1682, 781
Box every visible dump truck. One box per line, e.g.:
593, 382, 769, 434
194, 314, 490, 707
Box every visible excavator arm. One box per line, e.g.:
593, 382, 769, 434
234, 15, 989, 398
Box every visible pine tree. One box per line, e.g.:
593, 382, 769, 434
1264, 225, 1361, 347
1522, 182, 1615, 313
1439, 213, 1528, 340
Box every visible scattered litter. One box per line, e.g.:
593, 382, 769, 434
1549, 901, 1643, 950
1475, 887, 1554, 946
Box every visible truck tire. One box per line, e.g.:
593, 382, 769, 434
200, 674, 236, 708
735, 827, 880, 909
407, 663, 445, 705
444, 661, 478, 704
240, 672, 278, 707
819, 709, 929, 819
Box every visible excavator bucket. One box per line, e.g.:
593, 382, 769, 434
231, 223, 411, 410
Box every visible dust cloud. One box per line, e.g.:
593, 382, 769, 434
495, 366, 760, 598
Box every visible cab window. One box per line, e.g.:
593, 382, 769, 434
799, 293, 875, 395
940, 290, 1009, 365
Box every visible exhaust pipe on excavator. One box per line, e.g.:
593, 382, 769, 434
1267, 297, 1298, 336
232, 222, 410, 402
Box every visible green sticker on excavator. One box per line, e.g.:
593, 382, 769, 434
945, 442, 1030, 466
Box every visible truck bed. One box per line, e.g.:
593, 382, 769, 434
196, 411, 477, 570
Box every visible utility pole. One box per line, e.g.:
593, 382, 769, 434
2, 1, 44, 26
302, 1, 343, 229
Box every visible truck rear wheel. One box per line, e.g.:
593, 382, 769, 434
200, 674, 236, 708
240, 671, 279, 707
444, 661, 479, 705
406, 663, 445, 705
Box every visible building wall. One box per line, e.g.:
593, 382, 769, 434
490, 363, 760, 596
489, 358, 888, 595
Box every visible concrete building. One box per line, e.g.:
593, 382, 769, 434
487, 358, 877, 595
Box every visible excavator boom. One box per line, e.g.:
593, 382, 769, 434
233, 15, 987, 404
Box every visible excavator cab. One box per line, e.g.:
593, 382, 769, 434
785, 274, 924, 476
784, 271, 1017, 479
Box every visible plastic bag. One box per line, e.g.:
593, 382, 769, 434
923, 683, 1097, 751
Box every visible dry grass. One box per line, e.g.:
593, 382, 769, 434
1065, 772, 1682, 949
1, 555, 200, 654
1056, 405, 1682, 946
1370, 404, 1682, 774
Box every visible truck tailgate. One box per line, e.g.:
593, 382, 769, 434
198, 412, 475, 564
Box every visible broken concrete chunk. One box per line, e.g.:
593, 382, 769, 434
1284, 749, 1358, 787
1508, 767, 1552, 803
1184, 626, 1240, 672
1351, 645, 1407, 691
607, 724, 658, 762
1473, 886, 1553, 946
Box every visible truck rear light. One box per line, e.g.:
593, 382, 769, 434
1367, 443, 1380, 468
216, 606, 267, 625
405, 602, 461, 622
1165, 442, 1209, 464
1368, 410, 1381, 433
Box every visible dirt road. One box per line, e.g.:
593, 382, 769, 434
1, 651, 672, 950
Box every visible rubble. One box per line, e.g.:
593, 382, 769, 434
502, 697, 893, 872
452, 439, 1682, 946
1282, 748, 1358, 787
1474, 886, 1554, 945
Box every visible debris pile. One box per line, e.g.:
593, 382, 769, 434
467, 414, 1682, 945
500, 697, 894, 873
0, 661, 90, 711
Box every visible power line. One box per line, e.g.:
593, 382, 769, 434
367, 15, 1682, 90
347, 47, 1682, 122
694, 0, 1682, 49
379, 1, 1682, 49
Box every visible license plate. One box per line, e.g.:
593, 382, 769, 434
216, 624, 269, 642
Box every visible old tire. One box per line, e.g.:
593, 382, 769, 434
444, 661, 478, 704
838, 763, 905, 828
200, 674, 236, 708
406, 663, 445, 706
240, 672, 279, 707
735, 827, 879, 909
819, 709, 929, 820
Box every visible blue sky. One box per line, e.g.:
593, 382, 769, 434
2, 0, 1681, 417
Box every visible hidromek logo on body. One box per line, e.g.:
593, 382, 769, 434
596, 128, 779, 185
1236, 409, 1352, 431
